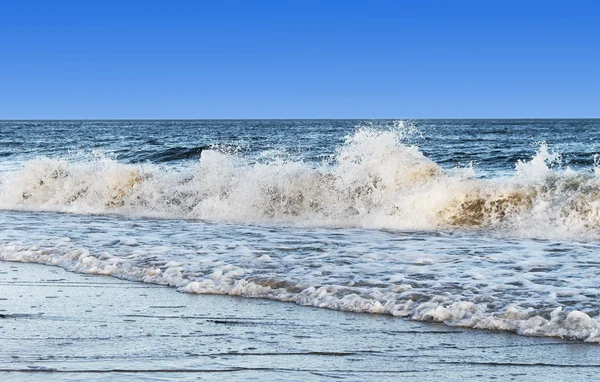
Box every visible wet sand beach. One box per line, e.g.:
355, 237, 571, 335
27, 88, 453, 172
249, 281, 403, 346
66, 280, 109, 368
1, 261, 599, 381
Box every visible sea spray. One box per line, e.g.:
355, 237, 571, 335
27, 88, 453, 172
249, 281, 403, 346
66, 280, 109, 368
2, 127, 600, 239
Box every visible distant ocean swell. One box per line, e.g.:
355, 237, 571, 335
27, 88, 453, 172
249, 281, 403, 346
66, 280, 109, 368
2, 127, 600, 239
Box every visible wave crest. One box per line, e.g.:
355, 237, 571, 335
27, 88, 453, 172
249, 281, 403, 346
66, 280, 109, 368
3, 128, 600, 238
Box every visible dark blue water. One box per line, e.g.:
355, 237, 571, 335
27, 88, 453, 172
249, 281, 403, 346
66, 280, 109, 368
2, 119, 599, 172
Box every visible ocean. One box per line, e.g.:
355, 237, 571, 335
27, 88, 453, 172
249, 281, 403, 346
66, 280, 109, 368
2, 119, 600, 342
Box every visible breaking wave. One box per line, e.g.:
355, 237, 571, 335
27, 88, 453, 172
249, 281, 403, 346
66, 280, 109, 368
2, 127, 600, 239
134, 145, 209, 163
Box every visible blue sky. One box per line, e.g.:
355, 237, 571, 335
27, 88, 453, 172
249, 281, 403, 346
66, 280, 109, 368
1, 0, 598, 118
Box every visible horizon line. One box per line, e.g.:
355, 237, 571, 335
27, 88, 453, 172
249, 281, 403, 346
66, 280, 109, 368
2, 117, 600, 121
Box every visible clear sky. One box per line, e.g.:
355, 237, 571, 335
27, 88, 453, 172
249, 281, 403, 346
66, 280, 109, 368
1, 0, 598, 119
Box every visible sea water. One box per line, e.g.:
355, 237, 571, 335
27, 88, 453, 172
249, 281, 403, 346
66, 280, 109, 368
2, 119, 600, 341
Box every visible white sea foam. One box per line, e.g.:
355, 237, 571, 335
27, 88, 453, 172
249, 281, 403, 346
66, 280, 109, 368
2, 127, 600, 239
2, 232, 600, 342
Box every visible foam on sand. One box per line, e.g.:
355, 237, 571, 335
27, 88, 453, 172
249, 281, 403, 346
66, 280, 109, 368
2, 217, 600, 342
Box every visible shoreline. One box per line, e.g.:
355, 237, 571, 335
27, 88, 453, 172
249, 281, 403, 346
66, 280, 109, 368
1, 261, 599, 381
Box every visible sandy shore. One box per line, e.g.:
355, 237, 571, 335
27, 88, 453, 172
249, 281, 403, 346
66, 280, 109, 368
0, 261, 599, 381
